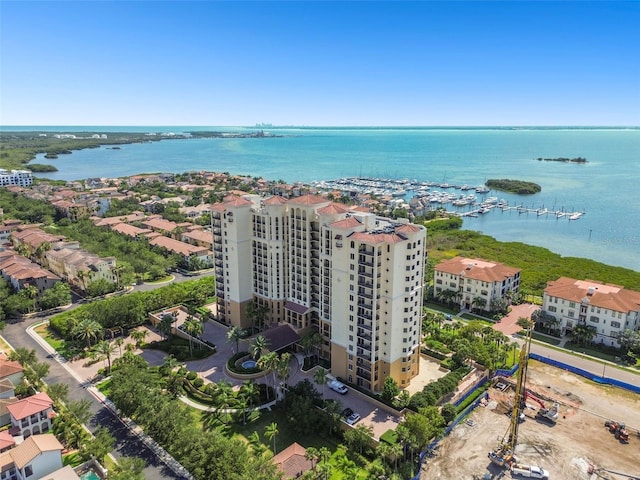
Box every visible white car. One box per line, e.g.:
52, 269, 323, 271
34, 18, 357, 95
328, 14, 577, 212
328, 380, 348, 394
345, 412, 361, 425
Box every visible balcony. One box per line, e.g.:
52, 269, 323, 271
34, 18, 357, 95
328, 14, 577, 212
358, 330, 372, 341
358, 269, 373, 278
357, 320, 373, 331
357, 369, 372, 381
357, 300, 373, 309
358, 290, 373, 299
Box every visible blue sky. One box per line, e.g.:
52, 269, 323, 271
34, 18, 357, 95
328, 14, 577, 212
1, 1, 638, 126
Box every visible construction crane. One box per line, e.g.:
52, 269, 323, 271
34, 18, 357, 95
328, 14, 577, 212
489, 325, 533, 467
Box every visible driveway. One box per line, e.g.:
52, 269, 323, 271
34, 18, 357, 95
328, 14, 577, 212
493, 303, 538, 336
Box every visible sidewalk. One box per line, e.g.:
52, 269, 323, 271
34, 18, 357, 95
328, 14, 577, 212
24, 322, 194, 480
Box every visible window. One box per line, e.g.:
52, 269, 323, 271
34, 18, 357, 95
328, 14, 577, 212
548, 306, 557, 313
568, 310, 575, 318
24, 466, 33, 477
611, 321, 621, 329
589, 316, 600, 323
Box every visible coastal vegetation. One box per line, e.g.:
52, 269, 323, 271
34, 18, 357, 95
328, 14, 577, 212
485, 178, 541, 194
0, 130, 279, 171
24, 163, 58, 172
537, 156, 587, 163
425, 223, 640, 295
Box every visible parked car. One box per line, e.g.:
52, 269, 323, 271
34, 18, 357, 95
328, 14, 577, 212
345, 412, 361, 425
341, 408, 353, 418
328, 379, 348, 394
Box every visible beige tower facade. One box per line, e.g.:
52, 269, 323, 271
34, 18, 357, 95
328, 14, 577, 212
212, 193, 427, 393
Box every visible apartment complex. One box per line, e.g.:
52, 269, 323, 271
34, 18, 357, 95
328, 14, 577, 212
434, 256, 521, 312
0, 170, 33, 188
542, 277, 640, 346
212, 194, 427, 391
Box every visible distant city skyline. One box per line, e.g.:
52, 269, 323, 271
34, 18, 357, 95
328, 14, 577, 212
1, 1, 638, 126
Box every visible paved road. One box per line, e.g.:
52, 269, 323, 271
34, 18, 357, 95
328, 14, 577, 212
4, 317, 184, 479
530, 342, 640, 387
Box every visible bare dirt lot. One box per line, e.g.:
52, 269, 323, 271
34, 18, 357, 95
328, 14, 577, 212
421, 360, 640, 480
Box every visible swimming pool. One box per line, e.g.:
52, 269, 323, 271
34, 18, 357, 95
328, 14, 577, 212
80, 470, 101, 480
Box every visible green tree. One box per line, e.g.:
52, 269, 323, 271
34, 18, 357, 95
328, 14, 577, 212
441, 403, 457, 424
109, 457, 145, 480
67, 398, 93, 425
381, 376, 400, 402
313, 367, 328, 400
264, 422, 279, 454
82, 426, 115, 463
226, 325, 246, 354
73, 317, 103, 348
250, 335, 269, 361
46, 383, 69, 405
94, 340, 116, 373
344, 423, 374, 455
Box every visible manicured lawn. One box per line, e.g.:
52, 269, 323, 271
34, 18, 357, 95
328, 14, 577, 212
459, 313, 494, 325
424, 304, 456, 315
564, 342, 620, 363
531, 332, 561, 346
209, 407, 341, 454
0, 336, 12, 354
34, 323, 75, 358
96, 379, 112, 397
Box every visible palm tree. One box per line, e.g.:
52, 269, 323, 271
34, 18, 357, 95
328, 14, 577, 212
114, 337, 124, 357
304, 446, 319, 472
275, 352, 292, 386
248, 431, 268, 457
257, 351, 279, 398
226, 325, 246, 354
130, 329, 147, 348
73, 317, 103, 348
264, 422, 279, 454
161, 354, 180, 375
509, 341, 519, 365
570, 324, 596, 346
159, 314, 174, 340
516, 316, 535, 332
314, 367, 328, 399
94, 340, 115, 373
250, 335, 269, 361
240, 380, 259, 409
76, 269, 91, 292
183, 316, 203, 356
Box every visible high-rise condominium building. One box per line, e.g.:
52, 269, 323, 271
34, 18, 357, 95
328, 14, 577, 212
212, 194, 427, 392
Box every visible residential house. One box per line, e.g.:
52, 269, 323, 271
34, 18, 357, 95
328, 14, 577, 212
0, 251, 60, 294
271, 443, 313, 479
0, 221, 22, 245
44, 248, 115, 292
0, 355, 24, 388
7, 392, 54, 438
148, 236, 212, 265
181, 228, 213, 249
0, 434, 65, 480
541, 277, 640, 347
434, 257, 521, 312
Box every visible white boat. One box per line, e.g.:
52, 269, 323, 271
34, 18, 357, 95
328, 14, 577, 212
475, 185, 490, 193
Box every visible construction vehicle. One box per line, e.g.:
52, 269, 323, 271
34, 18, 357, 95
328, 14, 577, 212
510, 464, 550, 479
604, 420, 630, 443
488, 326, 533, 467
524, 391, 559, 424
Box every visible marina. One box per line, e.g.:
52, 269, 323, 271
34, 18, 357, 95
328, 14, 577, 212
311, 176, 586, 221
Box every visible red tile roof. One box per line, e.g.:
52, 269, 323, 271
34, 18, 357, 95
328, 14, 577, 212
545, 277, 640, 313
6, 392, 53, 421
263, 196, 288, 205
329, 217, 362, 229
350, 232, 406, 244
272, 442, 313, 479
436, 257, 520, 283
288, 194, 329, 206
0, 355, 24, 379
317, 203, 348, 215
223, 195, 253, 207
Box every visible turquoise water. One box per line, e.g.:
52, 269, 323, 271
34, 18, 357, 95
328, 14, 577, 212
18, 127, 640, 270
80, 470, 100, 480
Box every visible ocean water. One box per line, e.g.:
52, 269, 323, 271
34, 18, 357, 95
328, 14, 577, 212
10, 126, 640, 271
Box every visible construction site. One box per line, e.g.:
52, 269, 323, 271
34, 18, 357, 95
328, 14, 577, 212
420, 329, 640, 480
